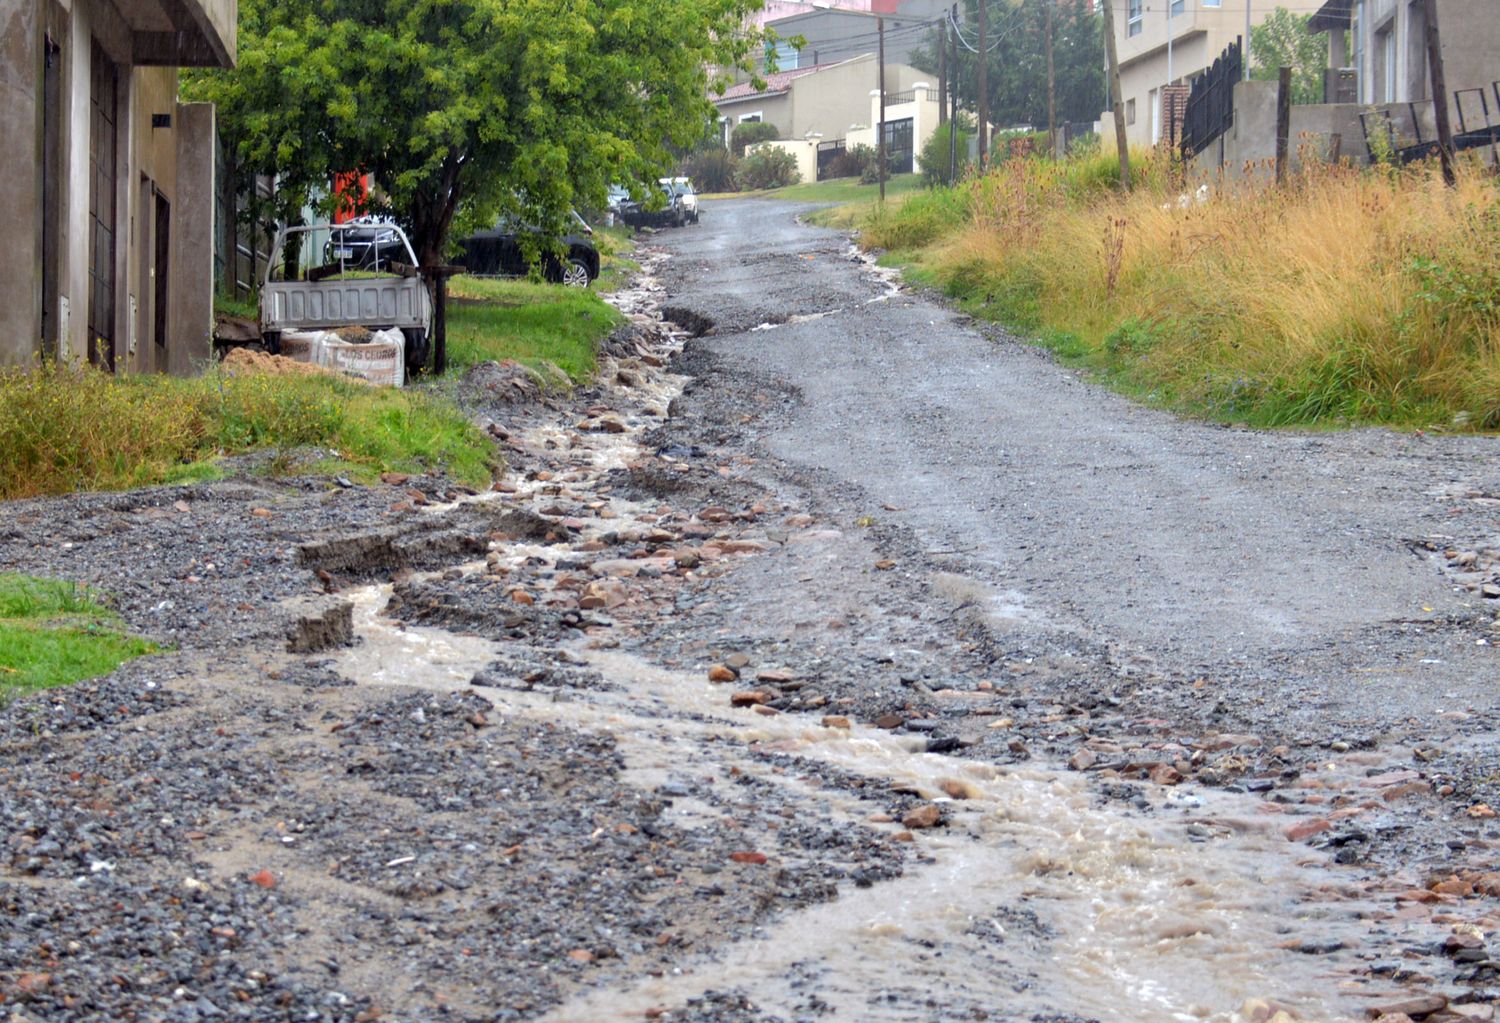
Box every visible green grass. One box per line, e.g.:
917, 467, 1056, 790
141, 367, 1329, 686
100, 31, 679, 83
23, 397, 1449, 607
0, 362, 497, 499
0, 574, 156, 701
763, 173, 926, 204
591, 226, 640, 293
446, 276, 623, 381
214, 292, 259, 321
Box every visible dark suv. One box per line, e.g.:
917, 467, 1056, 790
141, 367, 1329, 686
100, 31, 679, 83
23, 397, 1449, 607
457, 214, 600, 287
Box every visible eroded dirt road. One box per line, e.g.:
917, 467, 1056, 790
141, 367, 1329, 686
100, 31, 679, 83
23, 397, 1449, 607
2, 199, 1499, 1023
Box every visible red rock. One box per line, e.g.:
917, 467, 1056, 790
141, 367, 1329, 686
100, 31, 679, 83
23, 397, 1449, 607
250, 507, 273, 519
1148, 763, 1183, 786
567, 949, 594, 962
1364, 994, 1446, 1019
380, 472, 410, 485
730, 690, 772, 707
247, 869, 277, 889
756, 669, 796, 683
730, 851, 768, 865
1069, 749, 1098, 771
902, 804, 943, 829
874, 714, 905, 730
874, 559, 896, 570
15, 973, 52, 994
1282, 818, 1332, 842
821, 716, 852, 729
708, 664, 739, 683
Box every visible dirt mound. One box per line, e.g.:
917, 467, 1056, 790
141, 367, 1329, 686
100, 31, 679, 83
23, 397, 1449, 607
220, 347, 363, 382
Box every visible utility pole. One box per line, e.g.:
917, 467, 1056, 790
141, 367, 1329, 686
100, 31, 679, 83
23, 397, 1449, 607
1423, 0, 1456, 186
878, 16, 888, 202
1101, 0, 1130, 189
1045, 0, 1057, 157
950, 4, 960, 182
1245, 0, 1252, 80
938, 17, 948, 126
977, 0, 988, 166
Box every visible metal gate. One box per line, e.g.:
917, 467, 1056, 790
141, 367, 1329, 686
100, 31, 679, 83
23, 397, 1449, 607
817, 139, 847, 179
883, 117, 914, 175
1181, 38, 1241, 160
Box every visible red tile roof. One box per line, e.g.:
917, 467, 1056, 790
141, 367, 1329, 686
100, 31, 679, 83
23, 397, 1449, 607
715, 64, 833, 103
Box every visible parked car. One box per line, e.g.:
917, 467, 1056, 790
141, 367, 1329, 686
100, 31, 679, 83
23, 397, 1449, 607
457, 214, 600, 287
659, 177, 699, 223
323, 215, 409, 271
617, 184, 685, 229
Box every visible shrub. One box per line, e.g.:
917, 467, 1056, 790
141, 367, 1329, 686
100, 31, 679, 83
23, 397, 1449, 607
919, 122, 973, 186
738, 147, 801, 190
824, 144, 876, 180
685, 148, 739, 193
730, 121, 779, 156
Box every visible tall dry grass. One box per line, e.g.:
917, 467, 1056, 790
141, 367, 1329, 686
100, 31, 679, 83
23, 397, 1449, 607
868, 150, 1500, 429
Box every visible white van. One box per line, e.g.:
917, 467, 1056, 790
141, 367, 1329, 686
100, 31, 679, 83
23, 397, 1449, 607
659, 177, 699, 223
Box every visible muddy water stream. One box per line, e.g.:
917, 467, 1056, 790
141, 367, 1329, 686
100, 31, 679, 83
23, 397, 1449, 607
336, 582, 1390, 1023
328, 247, 1410, 1023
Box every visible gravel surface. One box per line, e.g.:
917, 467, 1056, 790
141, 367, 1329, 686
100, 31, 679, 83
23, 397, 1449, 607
2, 207, 1499, 1023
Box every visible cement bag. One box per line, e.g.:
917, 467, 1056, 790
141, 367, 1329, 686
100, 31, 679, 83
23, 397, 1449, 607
320, 328, 405, 387
278, 330, 331, 364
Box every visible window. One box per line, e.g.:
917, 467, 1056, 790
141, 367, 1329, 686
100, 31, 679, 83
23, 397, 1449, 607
1170, 0, 1184, 14
1128, 0, 1143, 35
765, 40, 799, 72
1201, 0, 1221, 6
738, 112, 762, 124
1126, 98, 1136, 125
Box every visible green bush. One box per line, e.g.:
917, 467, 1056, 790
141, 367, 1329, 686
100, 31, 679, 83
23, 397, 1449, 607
738, 147, 801, 190
730, 121, 779, 156
685, 148, 740, 192
919, 121, 972, 185
824, 144, 875, 180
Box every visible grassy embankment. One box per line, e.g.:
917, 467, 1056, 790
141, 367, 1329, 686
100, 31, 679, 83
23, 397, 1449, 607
701, 173, 928, 229
0, 574, 156, 702
0, 253, 627, 501
857, 151, 1500, 431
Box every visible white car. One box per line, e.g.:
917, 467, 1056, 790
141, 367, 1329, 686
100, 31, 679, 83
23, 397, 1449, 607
659, 177, 699, 224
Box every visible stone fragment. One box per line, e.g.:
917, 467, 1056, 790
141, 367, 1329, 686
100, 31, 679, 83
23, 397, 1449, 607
901, 804, 943, 829
1148, 763, 1183, 786
821, 716, 852, 729
1364, 993, 1446, 1019
1283, 818, 1332, 842
730, 690, 772, 707
874, 714, 905, 730
247, 869, 277, 889
729, 851, 768, 865
1069, 749, 1098, 772
756, 669, 796, 684
939, 778, 981, 800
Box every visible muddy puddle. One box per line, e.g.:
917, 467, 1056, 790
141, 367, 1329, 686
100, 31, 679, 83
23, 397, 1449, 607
323, 244, 1461, 1023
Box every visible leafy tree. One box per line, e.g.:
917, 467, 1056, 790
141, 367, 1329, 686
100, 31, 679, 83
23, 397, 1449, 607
918, 116, 973, 185
188, 0, 767, 268
910, 0, 1105, 133
1250, 7, 1328, 105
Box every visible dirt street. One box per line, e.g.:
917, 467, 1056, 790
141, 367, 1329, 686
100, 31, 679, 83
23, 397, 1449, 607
2, 199, 1499, 1023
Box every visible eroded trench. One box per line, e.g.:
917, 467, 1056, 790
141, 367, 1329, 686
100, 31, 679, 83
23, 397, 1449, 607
311, 247, 1465, 1023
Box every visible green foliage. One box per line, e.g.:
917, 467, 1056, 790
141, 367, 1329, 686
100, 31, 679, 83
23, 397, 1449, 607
730, 121, 781, 156
738, 147, 801, 190
1250, 7, 1328, 105
824, 144, 876, 180
187, 0, 769, 267
864, 186, 970, 251
686, 148, 740, 193
919, 121, 973, 186
0, 575, 156, 700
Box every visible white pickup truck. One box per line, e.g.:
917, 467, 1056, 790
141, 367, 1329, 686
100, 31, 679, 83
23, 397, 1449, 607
259, 221, 432, 377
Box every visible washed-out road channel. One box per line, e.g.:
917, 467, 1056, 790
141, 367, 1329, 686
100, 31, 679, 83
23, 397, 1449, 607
3, 198, 1500, 1023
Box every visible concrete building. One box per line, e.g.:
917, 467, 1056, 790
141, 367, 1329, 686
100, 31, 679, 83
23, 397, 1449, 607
1107, 0, 1271, 147
2, 0, 235, 375
764, 0, 949, 70
1309, 0, 1496, 118
715, 55, 934, 150
756, 80, 942, 180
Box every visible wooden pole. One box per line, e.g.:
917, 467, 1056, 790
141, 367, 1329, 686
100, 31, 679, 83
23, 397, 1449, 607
950, 4, 960, 183
1275, 65, 1292, 184
1045, 0, 1057, 157
878, 16, 888, 202
1244, 0, 1252, 80
938, 18, 948, 126
977, 0, 988, 166
1423, 0, 1456, 186
1100, 0, 1130, 189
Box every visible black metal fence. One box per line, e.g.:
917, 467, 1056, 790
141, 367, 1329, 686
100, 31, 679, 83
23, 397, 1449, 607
817, 138, 846, 180
1181, 38, 1242, 160
883, 117, 914, 174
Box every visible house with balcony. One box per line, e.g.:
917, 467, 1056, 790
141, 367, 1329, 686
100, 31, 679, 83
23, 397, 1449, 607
1105, 0, 1273, 148
1309, 0, 1497, 120
1, 0, 234, 375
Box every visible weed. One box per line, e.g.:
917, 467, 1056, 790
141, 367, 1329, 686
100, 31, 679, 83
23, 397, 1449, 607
0, 574, 156, 699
